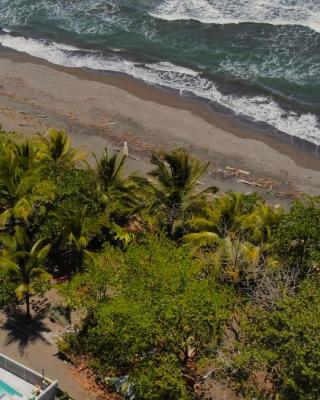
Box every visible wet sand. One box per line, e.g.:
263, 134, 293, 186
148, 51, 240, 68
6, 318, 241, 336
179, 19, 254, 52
0, 48, 319, 200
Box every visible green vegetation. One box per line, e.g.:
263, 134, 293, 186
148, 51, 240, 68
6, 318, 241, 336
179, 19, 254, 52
234, 279, 320, 400
0, 128, 319, 399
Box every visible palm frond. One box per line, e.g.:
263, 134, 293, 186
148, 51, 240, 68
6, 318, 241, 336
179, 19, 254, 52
0, 209, 13, 229
183, 231, 220, 244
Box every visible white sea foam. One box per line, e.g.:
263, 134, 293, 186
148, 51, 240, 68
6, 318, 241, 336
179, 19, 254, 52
0, 32, 319, 146
150, 0, 320, 34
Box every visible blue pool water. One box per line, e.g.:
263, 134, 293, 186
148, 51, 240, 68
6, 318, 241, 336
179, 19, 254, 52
0, 379, 22, 397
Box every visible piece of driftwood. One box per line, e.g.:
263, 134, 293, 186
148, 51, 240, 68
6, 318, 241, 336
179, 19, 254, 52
237, 179, 263, 187
128, 155, 139, 161
226, 166, 250, 175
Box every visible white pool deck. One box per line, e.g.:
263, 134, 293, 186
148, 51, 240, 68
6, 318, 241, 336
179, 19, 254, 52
0, 367, 36, 400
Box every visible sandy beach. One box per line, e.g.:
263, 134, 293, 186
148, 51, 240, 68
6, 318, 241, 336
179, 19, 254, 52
0, 48, 319, 201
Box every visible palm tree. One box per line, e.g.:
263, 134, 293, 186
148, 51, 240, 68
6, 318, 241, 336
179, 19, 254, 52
52, 205, 103, 271
148, 149, 218, 237
96, 148, 132, 194
183, 192, 260, 245
0, 146, 55, 229
14, 139, 40, 172
0, 226, 51, 318
212, 192, 260, 236
95, 149, 149, 244
38, 129, 86, 165
212, 236, 261, 284
241, 203, 283, 246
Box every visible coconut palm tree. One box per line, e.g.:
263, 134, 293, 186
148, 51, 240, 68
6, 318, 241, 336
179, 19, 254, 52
0, 226, 51, 318
14, 139, 40, 172
96, 148, 147, 203
38, 128, 86, 165
241, 203, 283, 246
212, 236, 261, 284
96, 148, 132, 194
148, 149, 218, 237
212, 192, 260, 236
183, 192, 260, 245
96, 148, 149, 243
52, 205, 104, 272
0, 146, 55, 229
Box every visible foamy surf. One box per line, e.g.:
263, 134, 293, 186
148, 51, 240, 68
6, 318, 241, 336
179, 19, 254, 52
150, 0, 320, 34
0, 31, 320, 146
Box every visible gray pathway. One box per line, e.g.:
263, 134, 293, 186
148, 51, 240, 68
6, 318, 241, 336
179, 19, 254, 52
0, 313, 95, 400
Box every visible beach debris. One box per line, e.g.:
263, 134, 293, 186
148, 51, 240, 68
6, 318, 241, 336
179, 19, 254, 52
212, 167, 285, 194
38, 113, 48, 118
237, 179, 263, 187
128, 155, 139, 161
214, 167, 251, 180
105, 118, 119, 129
226, 166, 250, 176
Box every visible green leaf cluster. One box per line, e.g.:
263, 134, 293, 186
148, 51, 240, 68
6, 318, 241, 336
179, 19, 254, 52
62, 237, 235, 399
234, 279, 320, 400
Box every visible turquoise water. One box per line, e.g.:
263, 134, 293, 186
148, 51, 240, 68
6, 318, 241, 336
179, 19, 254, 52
0, 379, 22, 397
0, 0, 319, 145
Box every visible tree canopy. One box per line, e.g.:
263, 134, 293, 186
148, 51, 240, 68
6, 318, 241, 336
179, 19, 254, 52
0, 129, 319, 399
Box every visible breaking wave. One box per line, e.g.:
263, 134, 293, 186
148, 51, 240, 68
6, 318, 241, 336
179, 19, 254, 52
150, 0, 320, 33
1, 31, 319, 146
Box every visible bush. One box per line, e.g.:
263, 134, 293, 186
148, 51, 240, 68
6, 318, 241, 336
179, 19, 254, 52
234, 279, 320, 400
272, 196, 320, 275
62, 237, 235, 399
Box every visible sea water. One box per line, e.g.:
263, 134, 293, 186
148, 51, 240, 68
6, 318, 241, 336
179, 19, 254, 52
0, 0, 319, 145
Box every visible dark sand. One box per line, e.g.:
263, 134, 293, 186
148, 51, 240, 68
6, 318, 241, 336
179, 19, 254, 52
0, 48, 319, 201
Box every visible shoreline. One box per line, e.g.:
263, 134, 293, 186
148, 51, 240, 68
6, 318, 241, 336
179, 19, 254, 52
0, 46, 319, 199
1, 45, 319, 166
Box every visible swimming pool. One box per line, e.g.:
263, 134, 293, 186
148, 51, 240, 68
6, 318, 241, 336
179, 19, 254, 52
0, 379, 22, 398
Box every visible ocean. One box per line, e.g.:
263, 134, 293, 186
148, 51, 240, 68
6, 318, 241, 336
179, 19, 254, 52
0, 0, 319, 146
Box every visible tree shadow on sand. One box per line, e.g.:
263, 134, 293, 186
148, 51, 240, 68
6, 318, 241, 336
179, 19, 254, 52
1, 310, 51, 355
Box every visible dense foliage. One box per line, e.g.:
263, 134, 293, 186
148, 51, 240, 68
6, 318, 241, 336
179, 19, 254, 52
232, 279, 320, 400
0, 128, 319, 399
61, 238, 235, 398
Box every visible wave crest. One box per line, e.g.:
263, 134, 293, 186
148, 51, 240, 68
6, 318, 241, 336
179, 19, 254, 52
150, 0, 320, 33
0, 32, 319, 146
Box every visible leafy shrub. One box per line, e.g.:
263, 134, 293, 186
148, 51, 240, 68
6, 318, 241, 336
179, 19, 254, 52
234, 279, 320, 400
61, 237, 235, 399
272, 196, 320, 275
